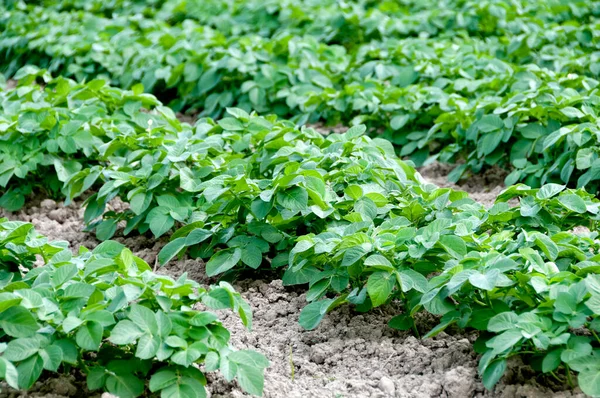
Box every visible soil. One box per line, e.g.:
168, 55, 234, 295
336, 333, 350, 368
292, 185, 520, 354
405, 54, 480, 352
0, 164, 587, 398
417, 162, 509, 208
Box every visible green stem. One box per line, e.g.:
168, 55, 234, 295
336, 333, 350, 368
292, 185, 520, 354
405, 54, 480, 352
591, 328, 600, 345
565, 364, 574, 388
549, 371, 562, 384
40, 248, 49, 264
474, 299, 487, 307
400, 290, 420, 338
77, 357, 90, 374
289, 346, 295, 381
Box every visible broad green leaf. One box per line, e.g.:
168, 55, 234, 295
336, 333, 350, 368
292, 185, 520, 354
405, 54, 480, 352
558, 194, 587, 213
299, 299, 334, 330
17, 354, 44, 389
477, 115, 504, 132
109, 320, 144, 345
367, 272, 394, 307
206, 248, 242, 276
76, 321, 103, 351
159, 237, 186, 265
482, 359, 506, 390
276, 187, 308, 212
0, 305, 39, 337
105, 373, 145, 398
128, 304, 159, 334
149, 369, 178, 392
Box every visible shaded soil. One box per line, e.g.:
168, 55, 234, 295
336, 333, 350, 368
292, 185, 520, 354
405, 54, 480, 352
417, 162, 509, 208
0, 163, 586, 398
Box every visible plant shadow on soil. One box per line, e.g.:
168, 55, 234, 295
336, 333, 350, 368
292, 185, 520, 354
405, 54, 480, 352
0, 164, 587, 398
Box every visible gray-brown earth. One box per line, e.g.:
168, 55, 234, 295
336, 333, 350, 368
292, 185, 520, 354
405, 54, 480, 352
0, 164, 586, 398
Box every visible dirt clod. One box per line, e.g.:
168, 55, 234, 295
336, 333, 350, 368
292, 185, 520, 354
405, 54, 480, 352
378, 376, 395, 396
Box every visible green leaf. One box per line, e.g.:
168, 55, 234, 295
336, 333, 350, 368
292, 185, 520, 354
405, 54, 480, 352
482, 359, 506, 390
469, 270, 499, 291
342, 246, 368, 267
40, 345, 63, 371
299, 299, 334, 330
477, 115, 504, 132
555, 292, 577, 314
105, 373, 145, 398
149, 369, 178, 392
542, 350, 562, 373
241, 244, 263, 269
579, 369, 600, 397
0, 190, 24, 212
367, 272, 394, 307
136, 334, 160, 359
439, 235, 467, 259
130, 192, 152, 215
190, 312, 219, 327
0, 305, 39, 337
206, 248, 242, 276
161, 377, 206, 398
109, 320, 144, 345
159, 238, 186, 265
234, 363, 265, 396
148, 211, 175, 238
534, 233, 559, 261
218, 117, 245, 131
536, 184, 565, 200
276, 187, 308, 212
558, 194, 587, 213
0, 358, 20, 389
17, 354, 44, 389
561, 107, 585, 119
76, 321, 103, 351
128, 304, 159, 334
487, 312, 519, 333
184, 229, 212, 246
96, 219, 118, 241
344, 185, 363, 200
486, 330, 522, 355
87, 366, 107, 391
354, 197, 377, 220
3, 337, 40, 361
388, 314, 414, 331
391, 114, 410, 130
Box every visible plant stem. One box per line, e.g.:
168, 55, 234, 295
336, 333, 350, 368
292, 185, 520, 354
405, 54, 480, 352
549, 371, 562, 383
591, 328, 600, 345
289, 345, 295, 381
565, 364, 574, 388
40, 248, 48, 264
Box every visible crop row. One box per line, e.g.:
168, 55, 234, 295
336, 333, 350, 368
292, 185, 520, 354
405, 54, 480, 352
1, 1, 600, 192
0, 218, 268, 397
0, 69, 599, 395
28, 0, 600, 43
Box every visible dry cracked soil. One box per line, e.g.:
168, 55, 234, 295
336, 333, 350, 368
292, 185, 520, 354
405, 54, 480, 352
0, 164, 587, 398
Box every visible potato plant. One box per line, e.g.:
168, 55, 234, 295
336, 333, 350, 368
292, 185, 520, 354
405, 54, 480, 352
0, 0, 600, 395
0, 219, 268, 397
0, 66, 168, 211
288, 184, 600, 395
2, 1, 600, 190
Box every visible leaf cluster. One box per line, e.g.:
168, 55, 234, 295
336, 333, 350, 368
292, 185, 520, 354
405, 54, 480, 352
0, 219, 268, 397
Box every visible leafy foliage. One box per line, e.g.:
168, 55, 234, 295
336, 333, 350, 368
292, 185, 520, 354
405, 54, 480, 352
0, 66, 169, 211
0, 219, 268, 397
1, 0, 600, 395
2, 1, 600, 190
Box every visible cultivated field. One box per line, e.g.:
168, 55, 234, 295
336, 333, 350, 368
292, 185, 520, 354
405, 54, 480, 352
1, 1, 599, 397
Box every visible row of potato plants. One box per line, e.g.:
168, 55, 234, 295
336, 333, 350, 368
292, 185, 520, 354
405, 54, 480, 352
0, 70, 598, 395
1, 4, 600, 191
29, 0, 600, 45
0, 219, 268, 397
